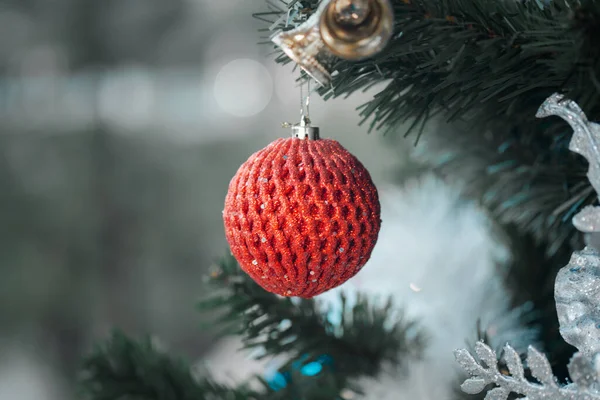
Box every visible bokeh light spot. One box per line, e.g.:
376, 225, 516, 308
213, 59, 273, 117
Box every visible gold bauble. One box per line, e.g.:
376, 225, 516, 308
320, 0, 394, 61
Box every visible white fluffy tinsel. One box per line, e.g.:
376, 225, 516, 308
202, 174, 525, 398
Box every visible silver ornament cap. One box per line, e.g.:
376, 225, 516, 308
284, 115, 320, 140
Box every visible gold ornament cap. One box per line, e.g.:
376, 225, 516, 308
271, 0, 394, 86
320, 0, 394, 60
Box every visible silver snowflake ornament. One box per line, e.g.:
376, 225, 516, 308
555, 247, 600, 357
455, 94, 600, 399
455, 342, 600, 399
536, 93, 600, 234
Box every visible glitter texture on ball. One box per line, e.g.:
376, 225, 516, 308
223, 137, 380, 298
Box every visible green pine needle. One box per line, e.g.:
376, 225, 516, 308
198, 254, 427, 380
260, 0, 600, 139
258, 0, 600, 253
80, 331, 261, 400
418, 119, 588, 256
79, 330, 352, 400
80, 254, 426, 400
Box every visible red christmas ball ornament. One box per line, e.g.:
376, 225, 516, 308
223, 122, 380, 298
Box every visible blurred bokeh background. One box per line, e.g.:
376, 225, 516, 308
0, 1, 419, 399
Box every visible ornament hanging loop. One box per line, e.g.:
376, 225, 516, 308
272, 0, 394, 86
292, 79, 320, 140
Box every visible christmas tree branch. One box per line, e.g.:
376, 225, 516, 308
80, 255, 426, 400
419, 120, 589, 256
79, 330, 360, 400
80, 331, 261, 400
260, 0, 600, 139
198, 254, 426, 380
258, 0, 600, 253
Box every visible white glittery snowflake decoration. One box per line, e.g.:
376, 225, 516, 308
455, 341, 600, 400
536, 93, 600, 235
455, 94, 600, 399
455, 246, 600, 399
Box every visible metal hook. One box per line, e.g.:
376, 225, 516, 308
300, 78, 311, 124
282, 78, 320, 140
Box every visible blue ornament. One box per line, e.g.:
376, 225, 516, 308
267, 371, 290, 390
264, 353, 334, 391
300, 361, 322, 376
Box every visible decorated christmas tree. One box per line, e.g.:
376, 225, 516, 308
80, 0, 600, 399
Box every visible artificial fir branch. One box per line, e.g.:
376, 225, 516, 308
259, 0, 600, 250
80, 256, 426, 400
417, 120, 585, 379
259, 0, 600, 138
79, 330, 362, 400
198, 254, 426, 380
419, 120, 589, 256
80, 331, 261, 400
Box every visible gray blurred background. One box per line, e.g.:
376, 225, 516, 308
0, 1, 414, 398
